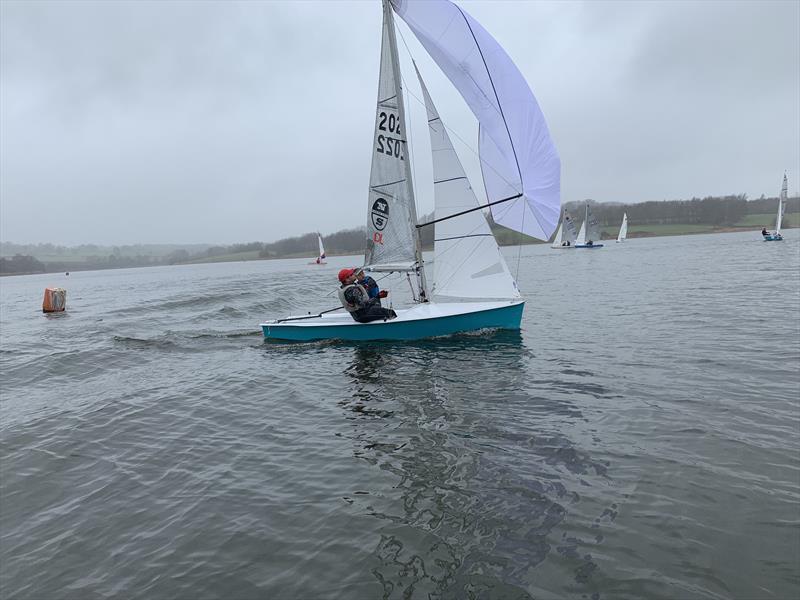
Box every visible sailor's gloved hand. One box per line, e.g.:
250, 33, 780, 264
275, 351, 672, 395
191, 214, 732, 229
378, 290, 388, 298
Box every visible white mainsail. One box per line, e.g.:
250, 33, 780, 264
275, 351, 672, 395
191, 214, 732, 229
317, 234, 326, 260
584, 205, 600, 243
415, 65, 519, 301
617, 213, 628, 243
776, 173, 787, 234
575, 219, 587, 246
391, 0, 561, 242
365, 1, 426, 292
563, 209, 577, 244
551, 210, 578, 247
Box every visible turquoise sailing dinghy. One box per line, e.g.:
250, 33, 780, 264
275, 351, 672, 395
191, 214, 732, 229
763, 173, 787, 241
262, 0, 560, 342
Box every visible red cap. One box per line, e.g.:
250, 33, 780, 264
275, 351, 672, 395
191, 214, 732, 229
338, 268, 356, 283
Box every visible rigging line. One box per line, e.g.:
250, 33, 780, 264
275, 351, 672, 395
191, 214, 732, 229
395, 25, 427, 227
435, 234, 492, 242
393, 21, 522, 201
399, 84, 522, 201
434, 176, 468, 185
399, 71, 422, 224
515, 198, 528, 281
429, 212, 494, 263
416, 193, 522, 228
455, 4, 523, 188
433, 225, 504, 296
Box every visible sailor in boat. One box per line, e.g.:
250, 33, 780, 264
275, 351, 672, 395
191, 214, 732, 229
585, 240, 594, 247
762, 227, 769, 237
356, 269, 388, 306
337, 268, 397, 323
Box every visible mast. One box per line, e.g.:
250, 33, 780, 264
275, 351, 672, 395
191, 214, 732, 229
382, 0, 428, 300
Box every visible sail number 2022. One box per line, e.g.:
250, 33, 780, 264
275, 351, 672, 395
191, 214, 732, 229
376, 111, 404, 160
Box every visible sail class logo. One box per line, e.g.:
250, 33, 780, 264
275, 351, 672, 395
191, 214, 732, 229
371, 198, 389, 231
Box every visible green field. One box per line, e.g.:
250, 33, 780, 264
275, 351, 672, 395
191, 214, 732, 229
734, 213, 800, 228
601, 223, 716, 237
184, 250, 262, 264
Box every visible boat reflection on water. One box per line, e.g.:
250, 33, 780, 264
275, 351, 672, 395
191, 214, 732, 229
340, 330, 611, 598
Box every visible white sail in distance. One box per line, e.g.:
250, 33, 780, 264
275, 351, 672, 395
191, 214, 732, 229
617, 213, 628, 243
552, 210, 577, 247
776, 173, 787, 234
585, 205, 600, 243
551, 223, 564, 249
563, 210, 577, 244
415, 64, 519, 301
575, 218, 587, 246
317, 234, 326, 259
391, 0, 561, 242
364, 2, 423, 275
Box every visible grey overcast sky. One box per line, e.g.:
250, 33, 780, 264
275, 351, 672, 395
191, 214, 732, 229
1, 0, 798, 246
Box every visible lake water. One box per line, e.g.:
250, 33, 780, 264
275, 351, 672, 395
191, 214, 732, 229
1, 230, 798, 599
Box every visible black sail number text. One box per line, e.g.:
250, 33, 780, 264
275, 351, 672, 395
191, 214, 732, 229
376, 135, 404, 160
378, 111, 401, 135
376, 110, 404, 160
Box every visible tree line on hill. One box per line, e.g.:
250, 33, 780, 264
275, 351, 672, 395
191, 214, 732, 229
566, 194, 796, 228
1, 193, 796, 274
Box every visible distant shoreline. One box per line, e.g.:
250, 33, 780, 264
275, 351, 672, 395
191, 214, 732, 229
1, 224, 794, 278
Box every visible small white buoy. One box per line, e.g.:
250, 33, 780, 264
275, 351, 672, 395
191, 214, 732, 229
42, 287, 66, 313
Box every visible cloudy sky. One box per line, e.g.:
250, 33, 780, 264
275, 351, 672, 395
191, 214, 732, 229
1, 0, 798, 246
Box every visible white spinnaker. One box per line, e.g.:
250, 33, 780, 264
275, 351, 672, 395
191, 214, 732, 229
416, 66, 519, 301
551, 223, 564, 248
391, 0, 560, 241
318, 234, 325, 258
777, 173, 787, 234
617, 213, 628, 242
364, 3, 419, 271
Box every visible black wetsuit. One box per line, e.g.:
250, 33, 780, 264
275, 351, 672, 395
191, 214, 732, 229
343, 286, 395, 323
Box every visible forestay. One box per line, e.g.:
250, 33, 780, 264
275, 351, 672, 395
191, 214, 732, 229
415, 65, 519, 301
391, 0, 561, 241
364, 4, 422, 272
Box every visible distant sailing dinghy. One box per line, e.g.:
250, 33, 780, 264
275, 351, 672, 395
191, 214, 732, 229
763, 174, 787, 241
262, 0, 560, 341
310, 233, 327, 264
616, 213, 628, 243
551, 209, 578, 249
575, 204, 604, 249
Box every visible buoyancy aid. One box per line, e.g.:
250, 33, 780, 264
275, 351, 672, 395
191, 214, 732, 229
337, 283, 368, 313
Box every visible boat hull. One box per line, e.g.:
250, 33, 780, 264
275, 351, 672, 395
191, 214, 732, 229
763, 235, 783, 241
261, 301, 524, 342
575, 244, 604, 249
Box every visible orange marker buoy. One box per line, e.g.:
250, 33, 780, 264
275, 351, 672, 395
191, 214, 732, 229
42, 287, 67, 313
